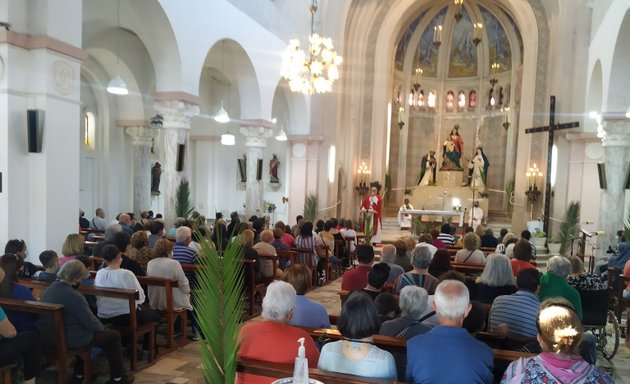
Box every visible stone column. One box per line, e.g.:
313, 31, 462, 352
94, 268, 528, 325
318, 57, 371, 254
123, 124, 160, 213
240, 126, 273, 217
286, 136, 323, 223
597, 120, 630, 261
153, 100, 200, 227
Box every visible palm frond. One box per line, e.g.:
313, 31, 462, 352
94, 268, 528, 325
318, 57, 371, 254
623, 208, 630, 243
558, 201, 580, 256
194, 232, 245, 383
304, 194, 318, 222
175, 179, 194, 218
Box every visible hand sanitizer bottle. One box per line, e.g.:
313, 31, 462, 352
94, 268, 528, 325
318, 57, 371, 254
292, 337, 309, 384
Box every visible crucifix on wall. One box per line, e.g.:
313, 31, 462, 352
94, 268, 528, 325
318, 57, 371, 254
524, 96, 579, 234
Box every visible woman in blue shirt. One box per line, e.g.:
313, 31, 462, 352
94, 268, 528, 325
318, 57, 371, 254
0, 254, 38, 332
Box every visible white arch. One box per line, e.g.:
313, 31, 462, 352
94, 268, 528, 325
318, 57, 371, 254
585, 60, 603, 132
606, 9, 630, 112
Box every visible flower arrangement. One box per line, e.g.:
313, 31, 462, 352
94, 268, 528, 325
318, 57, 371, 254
264, 201, 276, 213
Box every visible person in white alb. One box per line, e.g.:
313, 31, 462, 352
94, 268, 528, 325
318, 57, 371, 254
398, 198, 414, 230
469, 200, 483, 232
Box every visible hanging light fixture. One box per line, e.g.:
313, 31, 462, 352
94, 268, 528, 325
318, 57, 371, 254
215, 40, 230, 123
221, 131, 235, 146
107, 0, 128, 95
281, 0, 342, 95
275, 124, 288, 141
454, 0, 464, 22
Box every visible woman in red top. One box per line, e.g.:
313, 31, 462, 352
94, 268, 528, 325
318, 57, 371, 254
510, 239, 538, 277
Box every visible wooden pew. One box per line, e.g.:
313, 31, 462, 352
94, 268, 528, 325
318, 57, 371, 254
0, 297, 92, 384
291, 247, 319, 286
237, 357, 403, 384
18, 279, 155, 371
276, 249, 297, 268
0, 363, 14, 384
136, 276, 188, 350
451, 262, 485, 276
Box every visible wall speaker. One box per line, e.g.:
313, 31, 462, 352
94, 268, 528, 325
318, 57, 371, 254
27, 109, 45, 153
597, 163, 607, 190
176, 144, 185, 172
256, 159, 263, 181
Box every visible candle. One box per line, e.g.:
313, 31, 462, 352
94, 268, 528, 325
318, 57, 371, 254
398, 106, 404, 123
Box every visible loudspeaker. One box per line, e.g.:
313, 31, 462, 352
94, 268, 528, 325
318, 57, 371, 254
27, 109, 45, 153
597, 163, 607, 190
256, 159, 263, 181
176, 144, 185, 172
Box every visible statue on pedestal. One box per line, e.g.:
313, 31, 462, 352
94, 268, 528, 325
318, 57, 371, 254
440, 125, 464, 171
151, 162, 161, 194
269, 154, 280, 183
417, 150, 437, 185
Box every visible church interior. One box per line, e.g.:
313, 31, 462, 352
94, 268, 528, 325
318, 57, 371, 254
2, 0, 630, 383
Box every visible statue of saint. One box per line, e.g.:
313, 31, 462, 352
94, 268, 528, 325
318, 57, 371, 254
151, 162, 161, 193
440, 125, 464, 171
269, 154, 280, 183
465, 147, 490, 191
417, 150, 437, 185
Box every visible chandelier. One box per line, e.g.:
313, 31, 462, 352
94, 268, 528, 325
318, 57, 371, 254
281, 0, 342, 95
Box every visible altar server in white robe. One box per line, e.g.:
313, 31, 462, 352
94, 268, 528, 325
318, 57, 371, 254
469, 200, 483, 231
398, 198, 414, 230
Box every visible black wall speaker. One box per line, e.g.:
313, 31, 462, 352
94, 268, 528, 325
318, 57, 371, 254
597, 163, 607, 190
176, 144, 185, 172
27, 109, 45, 153
256, 159, 263, 181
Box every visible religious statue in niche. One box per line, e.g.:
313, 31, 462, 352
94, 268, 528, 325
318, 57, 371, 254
440, 125, 464, 171
151, 162, 161, 194
446, 91, 455, 111
416, 150, 437, 185
237, 154, 247, 183
469, 90, 477, 109
269, 154, 280, 184
465, 147, 490, 191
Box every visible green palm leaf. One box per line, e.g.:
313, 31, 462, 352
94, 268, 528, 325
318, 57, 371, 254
304, 194, 318, 222
194, 232, 245, 383
176, 179, 194, 218
558, 201, 580, 256
623, 208, 630, 243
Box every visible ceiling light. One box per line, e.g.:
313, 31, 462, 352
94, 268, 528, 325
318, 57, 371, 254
221, 132, 235, 146
275, 125, 288, 141
214, 100, 230, 123
626, 107, 630, 118
107, 74, 128, 95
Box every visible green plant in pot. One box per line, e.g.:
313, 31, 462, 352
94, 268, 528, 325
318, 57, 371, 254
303, 194, 318, 222
175, 179, 194, 219
557, 201, 581, 256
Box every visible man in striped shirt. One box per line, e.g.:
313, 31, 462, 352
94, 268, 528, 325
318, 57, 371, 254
436, 223, 456, 246
172, 226, 197, 279
488, 268, 541, 338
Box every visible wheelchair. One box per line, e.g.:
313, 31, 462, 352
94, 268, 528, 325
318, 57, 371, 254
579, 289, 620, 360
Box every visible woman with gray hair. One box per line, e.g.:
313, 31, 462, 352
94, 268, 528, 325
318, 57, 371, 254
237, 281, 320, 381
39, 260, 132, 383
455, 232, 486, 265
381, 244, 405, 283
474, 253, 516, 304
394, 245, 439, 294
538, 255, 583, 319
380, 286, 432, 339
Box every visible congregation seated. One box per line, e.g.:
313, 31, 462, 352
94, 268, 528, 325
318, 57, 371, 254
112, 232, 145, 277
240, 229, 262, 283
5, 239, 38, 278
538, 256, 582, 319
92, 208, 107, 231
59, 233, 86, 266
430, 228, 447, 250
33, 250, 60, 281
374, 292, 400, 323
416, 270, 472, 328
406, 280, 494, 384
392, 239, 412, 272
416, 233, 438, 258
495, 232, 517, 254
147, 239, 192, 312
463, 301, 488, 337
128, 231, 153, 267
339, 219, 357, 254
480, 226, 499, 248
272, 224, 291, 251
456, 227, 474, 247
380, 244, 404, 284
380, 286, 431, 339
271, 228, 291, 269
0, 254, 38, 332
510, 240, 537, 277
501, 298, 613, 383
341, 244, 374, 291
455, 232, 486, 265
474, 253, 517, 304
0, 268, 41, 384
520, 230, 537, 259
118, 213, 134, 236
608, 240, 630, 271
436, 223, 456, 246
274, 221, 295, 248
147, 220, 165, 248
253, 229, 280, 279
238, 281, 319, 383
92, 224, 122, 257
75, 255, 95, 285
294, 221, 319, 269
428, 249, 452, 279
95, 245, 159, 327
39, 260, 133, 384
211, 221, 229, 251
566, 256, 604, 291
488, 269, 541, 339
283, 265, 330, 328
318, 291, 397, 380
362, 263, 390, 300
394, 244, 439, 295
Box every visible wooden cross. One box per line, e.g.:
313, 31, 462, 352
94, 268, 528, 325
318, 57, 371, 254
525, 96, 579, 234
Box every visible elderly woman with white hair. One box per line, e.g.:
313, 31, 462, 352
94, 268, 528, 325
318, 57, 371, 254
394, 245, 439, 294
538, 256, 583, 319
381, 244, 405, 283
380, 286, 432, 339
238, 281, 319, 381
474, 253, 516, 304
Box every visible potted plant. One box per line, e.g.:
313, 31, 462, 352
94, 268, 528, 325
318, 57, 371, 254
556, 201, 581, 256
304, 194, 318, 222
531, 230, 547, 248
175, 179, 194, 219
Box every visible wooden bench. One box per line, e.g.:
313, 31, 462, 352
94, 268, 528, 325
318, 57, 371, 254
136, 276, 188, 350
18, 279, 155, 371
451, 262, 485, 276
276, 249, 296, 268
0, 297, 93, 384
0, 363, 14, 384
291, 247, 319, 286
237, 357, 403, 384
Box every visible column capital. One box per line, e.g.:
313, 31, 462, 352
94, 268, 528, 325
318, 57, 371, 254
239, 126, 274, 147
124, 125, 159, 146
153, 99, 200, 130
601, 119, 630, 147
